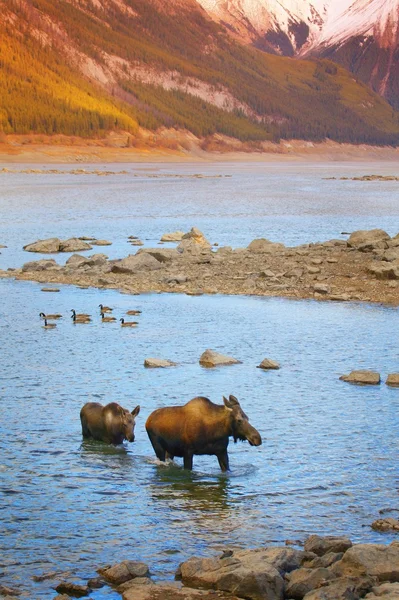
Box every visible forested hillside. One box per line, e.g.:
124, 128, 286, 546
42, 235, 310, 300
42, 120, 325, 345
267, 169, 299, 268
1, 0, 399, 145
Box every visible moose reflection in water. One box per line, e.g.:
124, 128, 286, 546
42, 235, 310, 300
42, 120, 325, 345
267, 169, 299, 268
146, 395, 262, 471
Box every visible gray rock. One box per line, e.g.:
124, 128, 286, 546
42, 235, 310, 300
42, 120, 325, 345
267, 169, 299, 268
99, 560, 149, 585
144, 358, 177, 368
386, 374, 399, 387
22, 259, 60, 272
339, 370, 381, 385
180, 547, 304, 600
313, 284, 330, 295
302, 576, 374, 600
332, 542, 399, 581
66, 254, 89, 268
59, 238, 92, 252
199, 350, 241, 368
23, 238, 61, 253
285, 567, 334, 599
137, 248, 179, 263
111, 254, 162, 274
257, 358, 280, 370
367, 264, 399, 280
303, 552, 344, 569
304, 536, 352, 557
160, 231, 185, 242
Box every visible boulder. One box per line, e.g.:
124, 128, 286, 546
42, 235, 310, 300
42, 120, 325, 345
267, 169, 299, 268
99, 560, 149, 585
180, 547, 304, 600
386, 374, 399, 387
122, 582, 243, 600
111, 254, 162, 274
347, 230, 390, 252
285, 567, 334, 599
91, 240, 112, 246
22, 259, 60, 272
371, 518, 399, 532
332, 543, 399, 581
339, 370, 381, 385
382, 249, 399, 262
313, 284, 330, 295
199, 350, 241, 368
23, 238, 61, 253
182, 228, 211, 247
302, 553, 343, 569
367, 264, 399, 280
247, 239, 285, 254
257, 358, 280, 370
302, 576, 375, 600
137, 248, 179, 263
161, 231, 185, 242
54, 581, 91, 597
144, 358, 177, 368
66, 254, 89, 268
365, 582, 399, 598
304, 536, 352, 557
59, 238, 92, 252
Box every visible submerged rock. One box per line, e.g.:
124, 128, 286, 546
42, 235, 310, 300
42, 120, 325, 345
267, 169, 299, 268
339, 370, 381, 385
54, 581, 91, 597
199, 349, 241, 367
144, 358, 177, 368
371, 518, 399, 532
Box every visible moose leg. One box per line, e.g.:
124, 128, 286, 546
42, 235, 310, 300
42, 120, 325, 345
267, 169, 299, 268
165, 451, 174, 460
183, 452, 193, 470
147, 431, 166, 462
217, 450, 230, 472
80, 418, 91, 438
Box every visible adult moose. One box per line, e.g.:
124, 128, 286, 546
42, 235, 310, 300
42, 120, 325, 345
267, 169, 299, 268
145, 395, 261, 471
80, 402, 140, 445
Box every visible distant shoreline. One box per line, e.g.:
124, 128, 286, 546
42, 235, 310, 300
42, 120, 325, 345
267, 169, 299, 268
1, 136, 399, 163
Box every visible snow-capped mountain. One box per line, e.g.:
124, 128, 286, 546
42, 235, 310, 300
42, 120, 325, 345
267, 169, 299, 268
197, 0, 399, 107
196, 0, 330, 54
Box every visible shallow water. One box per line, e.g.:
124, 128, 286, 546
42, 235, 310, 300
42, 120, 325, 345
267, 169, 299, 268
0, 162, 398, 598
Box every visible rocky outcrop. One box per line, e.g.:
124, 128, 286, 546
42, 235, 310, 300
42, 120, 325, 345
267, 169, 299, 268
339, 370, 381, 385
285, 567, 335, 599
22, 259, 61, 272
302, 576, 375, 599
137, 248, 179, 263
99, 560, 149, 585
199, 350, 241, 367
247, 239, 285, 254
179, 547, 303, 600
347, 230, 390, 252
111, 254, 162, 274
181, 228, 210, 247
122, 581, 243, 600
332, 543, 399, 580
144, 358, 177, 368
257, 358, 280, 370
365, 582, 399, 599
59, 238, 92, 252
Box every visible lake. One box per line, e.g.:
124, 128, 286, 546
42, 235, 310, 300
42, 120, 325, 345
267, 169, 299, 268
0, 161, 398, 598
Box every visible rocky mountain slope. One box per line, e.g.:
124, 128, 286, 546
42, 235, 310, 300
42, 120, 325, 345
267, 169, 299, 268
1, 0, 399, 145
197, 0, 399, 109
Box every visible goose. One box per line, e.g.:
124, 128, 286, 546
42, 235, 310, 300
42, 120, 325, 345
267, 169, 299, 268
71, 313, 91, 323
39, 312, 62, 320
42, 319, 56, 329
99, 304, 112, 313
71, 309, 91, 319
126, 310, 142, 316
101, 312, 116, 322
120, 318, 138, 327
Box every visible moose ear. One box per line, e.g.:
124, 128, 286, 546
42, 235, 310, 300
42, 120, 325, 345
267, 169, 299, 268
229, 395, 240, 406
223, 396, 233, 410
131, 405, 140, 417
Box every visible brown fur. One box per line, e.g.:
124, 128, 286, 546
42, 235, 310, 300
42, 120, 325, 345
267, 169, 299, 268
145, 396, 261, 471
80, 402, 140, 445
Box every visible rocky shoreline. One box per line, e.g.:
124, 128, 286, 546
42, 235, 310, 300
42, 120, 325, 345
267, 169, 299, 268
22, 534, 399, 599
1, 227, 398, 306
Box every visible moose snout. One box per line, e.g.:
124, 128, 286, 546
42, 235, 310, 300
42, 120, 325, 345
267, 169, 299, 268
247, 430, 262, 447
128, 434, 135, 442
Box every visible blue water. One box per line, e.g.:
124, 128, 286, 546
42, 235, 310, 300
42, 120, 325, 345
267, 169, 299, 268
0, 162, 398, 598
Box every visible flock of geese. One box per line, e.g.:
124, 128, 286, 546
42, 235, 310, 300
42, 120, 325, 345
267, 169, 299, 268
40, 304, 141, 329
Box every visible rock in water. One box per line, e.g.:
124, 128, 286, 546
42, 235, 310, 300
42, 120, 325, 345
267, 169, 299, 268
23, 238, 62, 253
257, 358, 280, 370
339, 370, 381, 385
199, 349, 241, 367
144, 358, 177, 368
161, 231, 185, 242
386, 374, 399, 387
